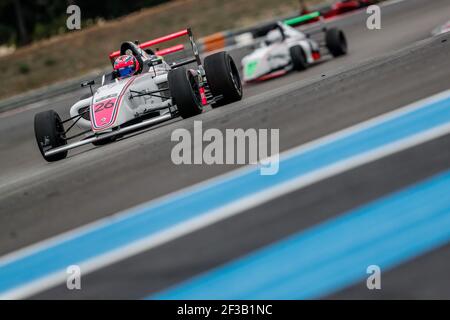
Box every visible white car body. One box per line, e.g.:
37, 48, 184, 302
34, 29, 244, 162
242, 23, 320, 82
70, 58, 174, 134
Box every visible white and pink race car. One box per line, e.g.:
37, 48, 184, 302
34, 28, 242, 162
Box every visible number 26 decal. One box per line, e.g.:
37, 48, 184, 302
94, 98, 116, 113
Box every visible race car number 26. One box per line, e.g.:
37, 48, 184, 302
94, 98, 117, 113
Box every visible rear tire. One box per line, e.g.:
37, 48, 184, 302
168, 67, 203, 119
34, 110, 68, 162
326, 28, 348, 57
204, 51, 242, 108
290, 45, 308, 71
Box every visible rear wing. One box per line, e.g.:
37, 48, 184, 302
108, 28, 202, 69
284, 11, 322, 27
284, 11, 328, 37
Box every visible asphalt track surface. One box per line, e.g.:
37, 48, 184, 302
1, 0, 450, 299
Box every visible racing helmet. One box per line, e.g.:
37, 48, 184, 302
265, 29, 283, 45
113, 55, 140, 78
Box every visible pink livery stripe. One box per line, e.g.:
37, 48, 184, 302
91, 77, 136, 131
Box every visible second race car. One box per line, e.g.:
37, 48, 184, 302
241, 14, 348, 83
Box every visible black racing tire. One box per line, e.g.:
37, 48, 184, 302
168, 67, 203, 119
326, 28, 348, 57
204, 51, 242, 108
34, 110, 68, 162
289, 45, 308, 71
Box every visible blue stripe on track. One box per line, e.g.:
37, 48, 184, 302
151, 169, 450, 299
1, 91, 450, 296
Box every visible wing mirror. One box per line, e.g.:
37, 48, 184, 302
148, 57, 163, 67
81, 80, 95, 88
81, 80, 95, 95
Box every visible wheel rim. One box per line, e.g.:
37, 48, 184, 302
55, 114, 67, 146
340, 32, 348, 52
228, 57, 242, 95
188, 72, 202, 108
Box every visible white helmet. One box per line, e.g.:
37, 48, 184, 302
266, 29, 283, 45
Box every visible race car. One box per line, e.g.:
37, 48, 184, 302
241, 16, 347, 83
432, 20, 450, 36
293, 1, 380, 26
34, 28, 243, 162
322, 0, 380, 19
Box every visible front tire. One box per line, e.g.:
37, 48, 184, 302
326, 28, 348, 57
168, 67, 203, 119
34, 110, 68, 162
204, 51, 242, 108
290, 45, 308, 71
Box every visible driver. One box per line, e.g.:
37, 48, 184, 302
264, 23, 305, 46
113, 55, 140, 79
265, 29, 284, 45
